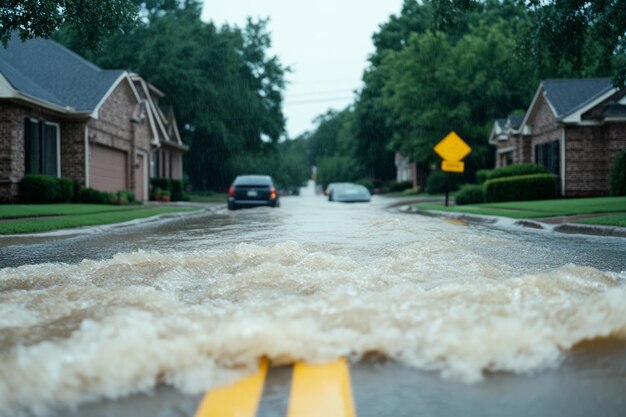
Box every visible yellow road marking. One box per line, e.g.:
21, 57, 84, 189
287, 358, 357, 417
194, 358, 268, 417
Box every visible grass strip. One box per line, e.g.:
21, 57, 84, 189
187, 192, 228, 203
0, 204, 137, 219
0, 207, 200, 235
416, 196, 626, 219
575, 215, 626, 228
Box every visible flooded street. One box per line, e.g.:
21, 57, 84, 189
1, 186, 625, 416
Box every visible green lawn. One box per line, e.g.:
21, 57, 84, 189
576, 214, 626, 228
187, 191, 228, 203
416, 196, 626, 222
0, 204, 138, 219
0, 205, 200, 234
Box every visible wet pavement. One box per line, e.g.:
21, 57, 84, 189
1, 185, 625, 416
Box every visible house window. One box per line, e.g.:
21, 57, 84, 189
534, 140, 560, 176
169, 151, 173, 178
152, 149, 159, 177
25, 119, 60, 176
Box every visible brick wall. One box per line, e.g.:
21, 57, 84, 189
88, 79, 150, 194
0, 101, 88, 202
564, 123, 626, 197
60, 121, 87, 184
565, 126, 610, 196
526, 94, 562, 159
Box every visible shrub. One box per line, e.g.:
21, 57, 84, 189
115, 190, 137, 205
355, 178, 374, 191
388, 180, 413, 192
170, 179, 186, 201
610, 149, 626, 196
20, 174, 74, 203
150, 177, 188, 201
484, 174, 557, 203
152, 187, 171, 201
77, 188, 117, 205
478, 163, 547, 184
476, 169, 491, 184
426, 172, 460, 194
455, 184, 485, 205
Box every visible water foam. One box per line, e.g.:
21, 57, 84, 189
1, 241, 625, 414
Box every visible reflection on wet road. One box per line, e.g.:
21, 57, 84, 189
1, 186, 625, 416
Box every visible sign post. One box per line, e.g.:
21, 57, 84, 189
434, 131, 472, 207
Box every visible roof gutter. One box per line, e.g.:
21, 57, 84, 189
12, 92, 92, 118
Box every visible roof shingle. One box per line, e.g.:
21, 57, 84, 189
542, 78, 613, 118
0, 36, 124, 112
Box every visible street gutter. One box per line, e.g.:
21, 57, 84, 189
398, 205, 626, 238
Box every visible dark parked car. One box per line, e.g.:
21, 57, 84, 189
330, 183, 371, 203
228, 175, 280, 210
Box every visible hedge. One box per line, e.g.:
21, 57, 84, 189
455, 184, 485, 205
388, 180, 413, 192
484, 173, 557, 203
77, 188, 117, 205
478, 163, 547, 184
426, 172, 460, 194
20, 174, 74, 203
610, 149, 626, 196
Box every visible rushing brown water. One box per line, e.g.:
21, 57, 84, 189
1, 185, 625, 416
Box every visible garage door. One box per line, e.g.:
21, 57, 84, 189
90, 145, 127, 192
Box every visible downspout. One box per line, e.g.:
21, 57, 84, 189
561, 128, 566, 197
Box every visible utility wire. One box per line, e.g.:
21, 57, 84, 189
285, 96, 354, 106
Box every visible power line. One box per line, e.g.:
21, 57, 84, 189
285, 96, 354, 106
287, 89, 355, 98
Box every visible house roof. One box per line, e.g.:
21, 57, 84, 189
0, 35, 124, 112
507, 115, 524, 130
542, 78, 613, 118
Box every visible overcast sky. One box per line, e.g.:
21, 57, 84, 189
201, 0, 404, 138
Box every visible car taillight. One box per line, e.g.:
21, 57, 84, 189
228, 186, 235, 197
270, 187, 277, 199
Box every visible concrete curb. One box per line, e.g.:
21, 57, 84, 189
398, 205, 626, 238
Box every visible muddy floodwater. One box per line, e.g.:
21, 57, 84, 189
1, 184, 625, 416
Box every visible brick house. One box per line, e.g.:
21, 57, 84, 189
0, 36, 187, 203
489, 78, 626, 197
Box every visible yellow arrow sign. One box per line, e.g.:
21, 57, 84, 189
434, 131, 471, 162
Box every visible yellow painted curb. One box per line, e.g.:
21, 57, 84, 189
287, 358, 356, 417
194, 358, 269, 417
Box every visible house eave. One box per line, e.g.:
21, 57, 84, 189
9, 92, 92, 117
559, 87, 619, 124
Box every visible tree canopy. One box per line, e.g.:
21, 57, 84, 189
302, 0, 625, 188
56, 1, 294, 191
0, 0, 137, 46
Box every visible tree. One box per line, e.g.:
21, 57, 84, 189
0, 0, 137, 46
56, 1, 288, 191
430, 0, 626, 84
382, 18, 536, 180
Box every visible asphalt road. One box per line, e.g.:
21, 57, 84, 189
1, 187, 625, 417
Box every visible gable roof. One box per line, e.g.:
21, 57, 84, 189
507, 115, 524, 130
541, 78, 614, 118
0, 35, 125, 113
